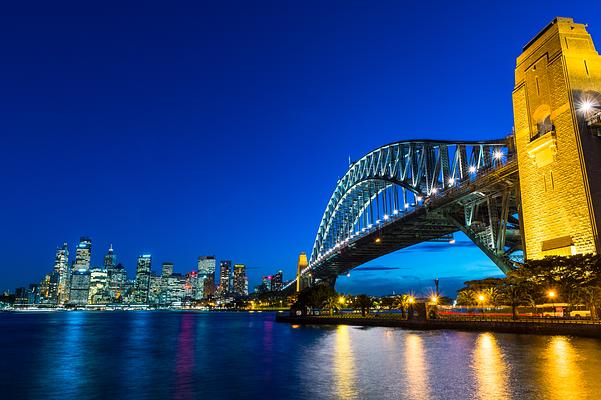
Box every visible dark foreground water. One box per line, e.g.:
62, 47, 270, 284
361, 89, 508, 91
2, 312, 601, 400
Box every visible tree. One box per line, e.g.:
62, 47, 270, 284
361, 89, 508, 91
392, 294, 410, 318
322, 295, 341, 316
355, 294, 372, 317
294, 284, 336, 315
576, 285, 601, 320
456, 289, 476, 306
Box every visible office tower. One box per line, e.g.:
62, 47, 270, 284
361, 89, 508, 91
233, 264, 247, 296
88, 268, 108, 304
219, 260, 232, 294
197, 256, 216, 299
134, 255, 152, 304
166, 273, 187, 304
108, 263, 127, 302
39, 274, 51, 303
14, 287, 28, 305
261, 275, 273, 292
271, 270, 283, 291
69, 269, 91, 306
28, 284, 40, 305
46, 271, 60, 304
104, 244, 116, 271
53, 242, 70, 304
149, 273, 161, 305
198, 256, 216, 275
73, 237, 92, 272
162, 262, 174, 278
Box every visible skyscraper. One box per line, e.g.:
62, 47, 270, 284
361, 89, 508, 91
69, 269, 91, 306
72, 237, 92, 272
219, 260, 232, 294
271, 270, 283, 292
134, 255, 152, 304
104, 244, 116, 271
53, 242, 70, 304
233, 264, 247, 297
88, 268, 108, 304
162, 262, 174, 278
198, 256, 216, 298
108, 263, 127, 302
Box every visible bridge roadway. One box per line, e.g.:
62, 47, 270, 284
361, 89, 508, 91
310, 158, 519, 285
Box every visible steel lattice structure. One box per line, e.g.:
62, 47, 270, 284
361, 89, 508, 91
284, 138, 522, 291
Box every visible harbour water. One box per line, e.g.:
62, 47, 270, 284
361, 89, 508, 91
2, 311, 601, 400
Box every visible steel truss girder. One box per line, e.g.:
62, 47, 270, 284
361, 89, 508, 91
310, 139, 509, 264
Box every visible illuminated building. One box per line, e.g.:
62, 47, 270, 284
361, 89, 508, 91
69, 269, 91, 306
513, 17, 601, 259
104, 244, 116, 270
28, 284, 40, 304
219, 260, 232, 294
261, 275, 272, 292
88, 268, 108, 304
134, 254, 152, 304
107, 263, 127, 302
162, 262, 174, 278
53, 242, 70, 305
233, 264, 248, 296
271, 270, 284, 291
197, 256, 216, 297
149, 273, 161, 304
14, 287, 28, 305
46, 271, 60, 304
72, 237, 92, 272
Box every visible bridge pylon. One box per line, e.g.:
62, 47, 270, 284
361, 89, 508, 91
513, 17, 601, 259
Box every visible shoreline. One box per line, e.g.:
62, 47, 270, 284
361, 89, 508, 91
275, 314, 601, 338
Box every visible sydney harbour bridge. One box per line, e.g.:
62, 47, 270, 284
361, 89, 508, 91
284, 17, 601, 291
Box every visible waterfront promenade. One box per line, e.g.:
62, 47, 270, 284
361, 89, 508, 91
276, 313, 601, 338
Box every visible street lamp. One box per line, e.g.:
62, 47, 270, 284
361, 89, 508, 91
430, 295, 438, 304
548, 290, 557, 317
477, 294, 486, 313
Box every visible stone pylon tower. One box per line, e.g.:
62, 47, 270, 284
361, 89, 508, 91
513, 17, 601, 259
296, 252, 309, 292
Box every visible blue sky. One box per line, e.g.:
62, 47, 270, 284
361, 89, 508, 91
1, 1, 600, 294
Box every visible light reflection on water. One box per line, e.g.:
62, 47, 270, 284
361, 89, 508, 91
333, 325, 357, 400
542, 336, 585, 400
404, 333, 431, 400
3, 312, 601, 400
472, 333, 509, 400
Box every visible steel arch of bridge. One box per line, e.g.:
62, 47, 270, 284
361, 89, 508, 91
310, 140, 509, 265
280, 138, 523, 291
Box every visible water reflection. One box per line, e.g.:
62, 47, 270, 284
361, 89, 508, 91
404, 333, 431, 400
472, 333, 509, 400
174, 313, 195, 400
542, 336, 584, 400
333, 325, 357, 400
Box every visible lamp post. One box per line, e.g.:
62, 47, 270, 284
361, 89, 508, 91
478, 294, 486, 315
548, 290, 556, 317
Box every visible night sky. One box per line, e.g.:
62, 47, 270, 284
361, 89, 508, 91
1, 1, 600, 296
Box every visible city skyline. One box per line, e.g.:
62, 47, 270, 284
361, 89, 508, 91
2, 1, 601, 295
